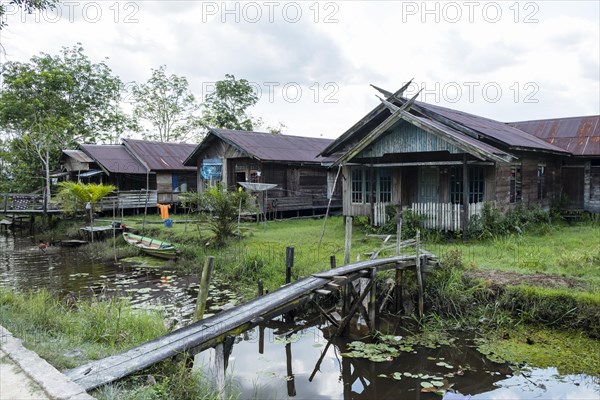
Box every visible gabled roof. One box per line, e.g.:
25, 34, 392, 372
321, 85, 569, 159
184, 128, 333, 165
508, 115, 600, 156
62, 149, 94, 163
123, 139, 197, 172
79, 144, 147, 174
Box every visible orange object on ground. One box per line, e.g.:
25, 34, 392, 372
157, 203, 171, 220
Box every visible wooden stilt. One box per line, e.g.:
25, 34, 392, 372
330, 255, 336, 269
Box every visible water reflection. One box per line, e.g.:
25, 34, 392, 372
197, 321, 599, 400
2, 234, 599, 399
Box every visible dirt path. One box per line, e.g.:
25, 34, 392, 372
465, 270, 587, 290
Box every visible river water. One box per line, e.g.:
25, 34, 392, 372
1, 233, 598, 399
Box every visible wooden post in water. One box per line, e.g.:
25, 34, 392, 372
395, 214, 403, 313
415, 230, 424, 317
344, 216, 352, 265
285, 342, 296, 397
368, 267, 377, 332
285, 247, 294, 323
195, 256, 215, 321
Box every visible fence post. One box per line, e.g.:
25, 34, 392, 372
285, 246, 294, 284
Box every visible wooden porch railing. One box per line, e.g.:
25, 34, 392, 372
99, 190, 158, 210
1, 193, 46, 212
411, 202, 483, 231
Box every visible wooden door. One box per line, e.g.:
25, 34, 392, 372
561, 167, 584, 209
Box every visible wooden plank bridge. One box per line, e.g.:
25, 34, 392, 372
67, 254, 436, 391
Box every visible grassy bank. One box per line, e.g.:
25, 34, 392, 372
0, 288, 227, 399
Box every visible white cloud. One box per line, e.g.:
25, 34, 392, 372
1, 0, 598, 139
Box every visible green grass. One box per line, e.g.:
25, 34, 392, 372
0, 288, 167, 370
428, 223, 600, 290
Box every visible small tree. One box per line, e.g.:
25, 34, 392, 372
56, 182, 116, 220
182, 184, 248, 247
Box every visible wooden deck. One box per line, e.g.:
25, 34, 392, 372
66, 255, 433, 391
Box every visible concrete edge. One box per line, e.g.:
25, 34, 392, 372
0, 325, 95, 400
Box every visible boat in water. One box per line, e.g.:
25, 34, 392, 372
122, 232, 179, 260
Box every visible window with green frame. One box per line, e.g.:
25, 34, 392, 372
350, 167, 393, 204
449, 166, 485, 204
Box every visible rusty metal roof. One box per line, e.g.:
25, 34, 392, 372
414, 101, 568, 154
62, 150, 94, 163
123, 139, 197, 171
321, 87, 570, 157
509, 115, 600, 156
80, 144, 147, 174
186, 129, 333, 165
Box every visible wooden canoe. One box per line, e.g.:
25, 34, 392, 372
122, 232, 179, 260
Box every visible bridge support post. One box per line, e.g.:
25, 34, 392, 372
215, 342, 226, 400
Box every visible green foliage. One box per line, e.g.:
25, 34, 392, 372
468, 202, 555, 239
133, 65, 201, 142
354, 207, 426, 239
500, 285, 600, 337
56, 181, 116, 215
201, 74, 259, 131
0, 288, 166, 369
0, 0, 58, 30
191, 184, 249, 247
0, 44, 131, 192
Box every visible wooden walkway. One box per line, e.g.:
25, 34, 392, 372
66, 255, 433, 391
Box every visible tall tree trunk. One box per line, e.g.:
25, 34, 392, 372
44, 148, 51, 215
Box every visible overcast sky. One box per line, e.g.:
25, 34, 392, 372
1, 0, 598, 140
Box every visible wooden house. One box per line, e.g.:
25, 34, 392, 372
509, 116, 600, 212
319, 84, 599, 229
61, 139, 197, 208
122, 139, 197, 204
184, 128, 341, 217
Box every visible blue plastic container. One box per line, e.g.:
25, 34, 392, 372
163, 218, 173, 228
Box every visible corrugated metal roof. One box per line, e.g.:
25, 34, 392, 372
414, 101, 569, 154
123, 139, 197, 171
189, 129, 333, 164
62, 149, 94, 163
508, 115, 600, 156
321, 88, 571, 157
80, 144, 147, 174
